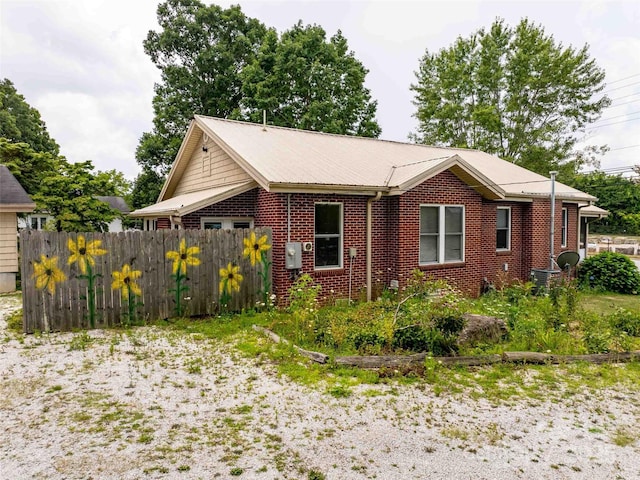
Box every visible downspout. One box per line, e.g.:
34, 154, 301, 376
366, 191, 383, 301
549, 171, 558, 270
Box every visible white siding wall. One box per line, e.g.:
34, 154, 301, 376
0, 212, 18, 273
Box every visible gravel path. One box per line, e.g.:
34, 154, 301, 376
0, 293, 639, 479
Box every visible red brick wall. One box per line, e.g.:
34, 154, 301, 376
480, 201, 526, 287
396, 170, 485, 296
254, 192, 376, 303
181, 189, 258, 228
155, 178, 582, 301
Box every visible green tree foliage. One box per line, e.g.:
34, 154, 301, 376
134, 0, 267, 179
32, 160, 118, 232
570, 172, 640, 234
238, 23, 380, 136
0, 139, 57, 195
133, 1, 381, 207
131, 167, 163, 209
577, 251, 640, 295
411, 18, 610, 177
0, 79, 60, 156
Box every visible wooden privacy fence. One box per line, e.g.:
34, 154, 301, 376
20, 228, 272, 333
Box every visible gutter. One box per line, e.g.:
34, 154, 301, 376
366, 191, 383, 301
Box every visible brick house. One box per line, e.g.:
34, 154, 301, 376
130, 115, 601, 302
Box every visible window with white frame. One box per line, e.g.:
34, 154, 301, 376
201, 217, 253, 230
315, 203, 342, 268
561, 208, 568, 247
496, 207, 511, 251
143, 219, 157, 231
419, 205, 464, 264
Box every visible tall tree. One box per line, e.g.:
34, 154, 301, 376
570, 171, 640, 235
33, 160, 118, 232
411, 18, 609, 177
238, 23, 380, 137
135, 0, 267, 179
0, 139, 57, 195
0, 79, 60, 156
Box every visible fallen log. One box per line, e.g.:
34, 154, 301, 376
335, 354, 502, 369
252, 325, 329, 364
502, 351, 640, 365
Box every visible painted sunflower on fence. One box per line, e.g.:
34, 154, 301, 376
166, 238, 201, 317
67, 235, 107, 274
32, 255, 66, 294
67, 235, 107, 328
243, 231, 271, 266
243, 231, 272, 308
112, 264, 142, 326
219, 262, 243, 307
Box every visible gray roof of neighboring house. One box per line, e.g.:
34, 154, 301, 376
96, 196, 130, 214
0, 164, 36, 212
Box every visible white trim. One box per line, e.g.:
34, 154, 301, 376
561, 208, 568, 247
201, 217, 254, 230
419, 204, 465, 264
496, 206, 511, 251
314, 202, 343, 270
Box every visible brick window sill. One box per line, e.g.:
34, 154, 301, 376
418, 262, 465, 271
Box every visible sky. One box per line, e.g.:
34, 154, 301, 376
1, 0, 639, 181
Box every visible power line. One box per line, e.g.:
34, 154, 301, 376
593, 111, 640, 125
606, 73, 640, 85
606, 98, 640, 109
588, 116, 640, 130
603, 80, 640, 94
609, 144, 640, 152
609, 91, 640, 102
595, 110, 640, 123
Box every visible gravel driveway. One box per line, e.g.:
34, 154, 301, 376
1, 293, 639, 479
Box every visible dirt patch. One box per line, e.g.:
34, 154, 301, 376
1, 294, 639, 479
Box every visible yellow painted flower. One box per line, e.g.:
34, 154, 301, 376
32, 255, 66, 294
243, 232, 271, 266
67, 235, 107, 274
219, 262, 243, 295
111, 264, 142, 298
166, 238, 201, 275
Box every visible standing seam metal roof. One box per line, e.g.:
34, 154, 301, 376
191, 115, 596, 202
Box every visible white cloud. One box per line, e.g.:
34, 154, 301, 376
1, 0, 638, 183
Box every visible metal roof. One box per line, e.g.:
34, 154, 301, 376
131, 181, 256, 217
190, 116, 596, 202
0, 165, 36, 212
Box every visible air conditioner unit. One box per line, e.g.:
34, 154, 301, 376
302, 242, 313, 252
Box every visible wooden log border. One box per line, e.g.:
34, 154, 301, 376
252, 327, 640, 368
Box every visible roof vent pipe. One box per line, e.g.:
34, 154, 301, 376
262, 110, 267, 131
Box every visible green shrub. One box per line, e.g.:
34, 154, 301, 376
581, 311, 611, 353
577, 252, 640, 294
608, 308, 640, 337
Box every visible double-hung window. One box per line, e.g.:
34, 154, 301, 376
315, 203, 342, 268
561, 208, 568, 247
496, 207, 511, 251
419, 205, 464, 264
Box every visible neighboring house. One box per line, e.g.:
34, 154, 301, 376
96, 196, 130, 232
18, 196, 130, 232
130, 115, 603, 301
0, 165, 35, 293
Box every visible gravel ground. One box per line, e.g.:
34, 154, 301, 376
1, 293, 639, 480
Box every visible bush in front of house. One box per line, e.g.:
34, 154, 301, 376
577, 251, 640, 294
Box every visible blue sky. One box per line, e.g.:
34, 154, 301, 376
2, 0, 639, 180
